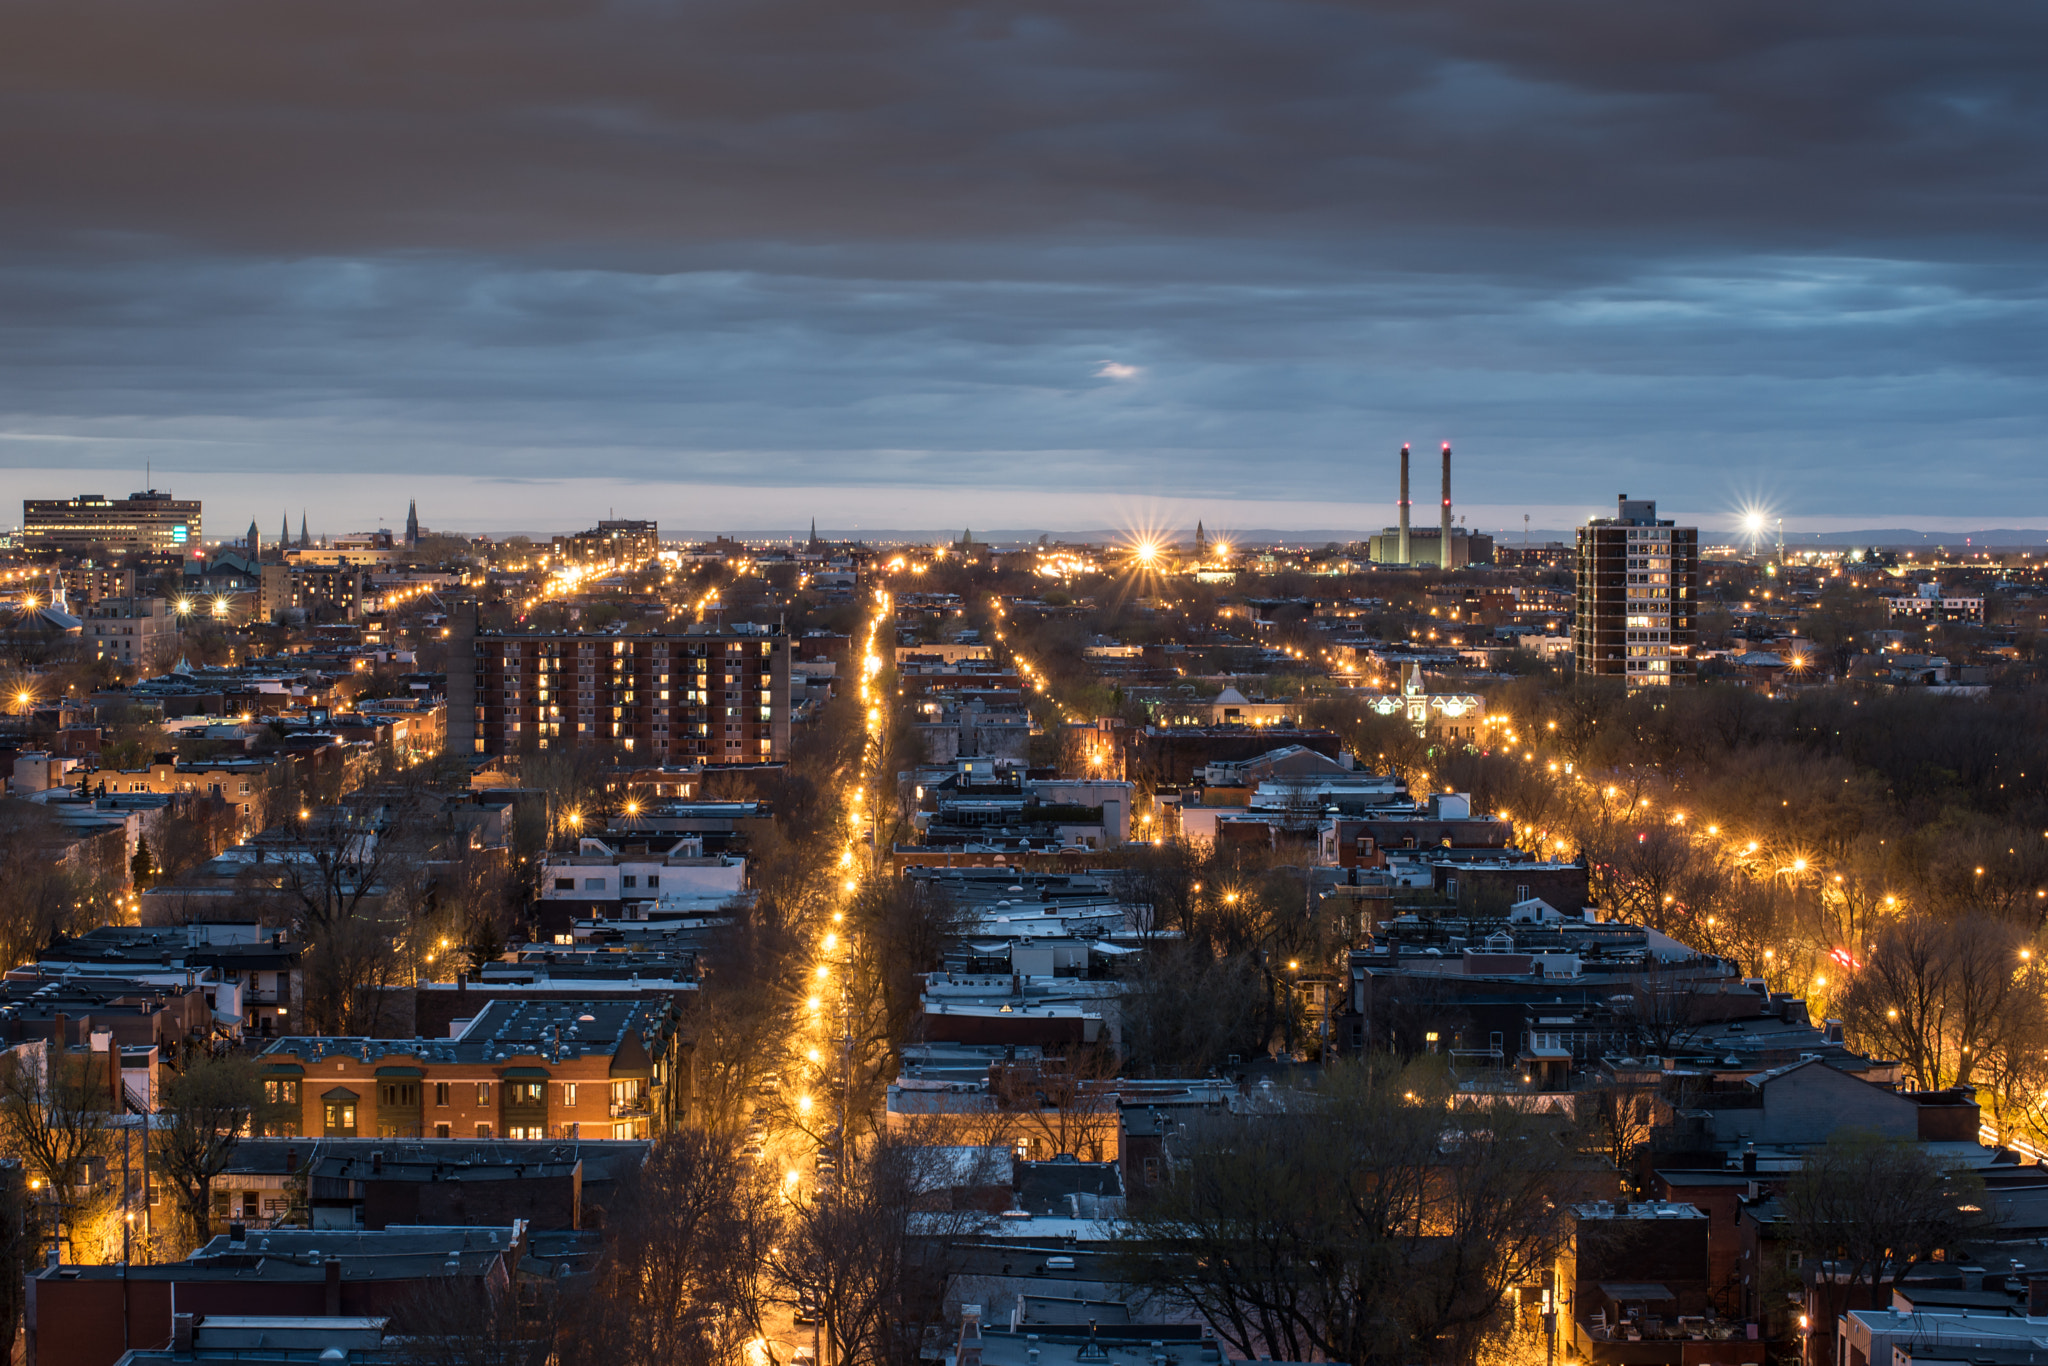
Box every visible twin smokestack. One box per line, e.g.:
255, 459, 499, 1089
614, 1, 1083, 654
1439, 441, 1452, 569
1395, 442, 1453, 568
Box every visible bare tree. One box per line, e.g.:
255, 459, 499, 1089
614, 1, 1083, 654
152, 1053, 263, 1254
991, 1047, 1120, 1162
1120, 941, 1265, 1077
689, 895, 805, 1136
1836, 914, 2047, 1092
1116, 1061, 1577, 1366
0, 802, 111, 972
770, 1135, 986, 1366
1780, 1129, 1992, 1313
0, 1043, 115, 1254
1623, 957, 1721, 1057
266, 790, 434, 1034
0, 1165, 30, 1364
1579, 1081, 1658, 1193
584, 1129, 774, 1366
396, 1275, 565, 1366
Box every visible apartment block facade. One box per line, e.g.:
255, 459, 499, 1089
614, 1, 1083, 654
551, 519, 659, 565
450, 611, 791, 765
257, 564, 374, 622
1573, 496, 1699, 687
82, 597, 178, 669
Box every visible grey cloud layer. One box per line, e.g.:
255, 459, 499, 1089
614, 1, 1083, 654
0, 0, 2044, 518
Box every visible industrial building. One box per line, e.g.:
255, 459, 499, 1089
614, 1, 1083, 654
1367, 443, 1493, 567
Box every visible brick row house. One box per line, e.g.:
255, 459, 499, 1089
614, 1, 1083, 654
256, 996, 689, 1140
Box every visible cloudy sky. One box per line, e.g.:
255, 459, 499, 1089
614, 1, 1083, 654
1, 0, 2044, 537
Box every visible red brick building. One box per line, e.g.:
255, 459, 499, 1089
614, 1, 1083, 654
256, 996, 689, 1141
448, 612, 792, 766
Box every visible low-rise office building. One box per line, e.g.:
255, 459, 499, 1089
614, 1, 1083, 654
22, 490, 199, 556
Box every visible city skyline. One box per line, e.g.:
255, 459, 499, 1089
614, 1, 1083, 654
10, 469, 2048, 545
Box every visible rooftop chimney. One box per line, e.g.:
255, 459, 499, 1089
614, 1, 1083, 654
1397, 444, 1411, 565
1439, 443, 1454, 570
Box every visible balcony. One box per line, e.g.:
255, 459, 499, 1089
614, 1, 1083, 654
608, 1098, 650, 1119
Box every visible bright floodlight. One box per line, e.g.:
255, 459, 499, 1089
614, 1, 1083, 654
1743, 512, 1766, 535
1134, 540, 1159, 563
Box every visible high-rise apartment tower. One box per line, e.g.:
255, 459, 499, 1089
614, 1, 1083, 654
1574, 495, 1699, 687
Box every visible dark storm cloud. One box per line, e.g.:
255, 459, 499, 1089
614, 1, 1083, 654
1, 0, 2045, 521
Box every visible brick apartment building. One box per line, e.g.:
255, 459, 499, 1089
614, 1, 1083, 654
448, 607, 792, 766
551, 519, 659, 565
1574, 495, 1701, 688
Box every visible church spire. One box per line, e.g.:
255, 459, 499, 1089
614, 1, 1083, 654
245, 518, 259, 557
299, 511, 310, 549
1195, 520, 1207, 558
405, 499, 420, 549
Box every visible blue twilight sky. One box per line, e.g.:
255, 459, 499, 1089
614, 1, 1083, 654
0, 0, 2045, 537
